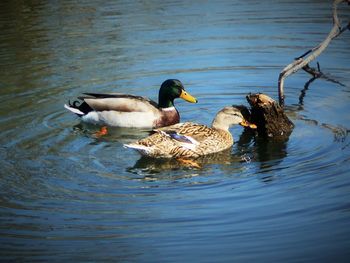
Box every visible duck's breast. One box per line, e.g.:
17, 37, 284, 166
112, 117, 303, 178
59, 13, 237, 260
154, 107, 180, 128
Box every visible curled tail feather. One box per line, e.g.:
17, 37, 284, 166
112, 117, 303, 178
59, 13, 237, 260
64, 99, 93, 116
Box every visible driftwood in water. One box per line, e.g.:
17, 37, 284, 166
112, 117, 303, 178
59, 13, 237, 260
246, 93, 294, 139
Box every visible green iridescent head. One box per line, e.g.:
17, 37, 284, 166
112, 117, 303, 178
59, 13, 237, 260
158, 79, 197, 108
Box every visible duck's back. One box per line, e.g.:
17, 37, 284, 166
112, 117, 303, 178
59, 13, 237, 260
131, 122, 233, 158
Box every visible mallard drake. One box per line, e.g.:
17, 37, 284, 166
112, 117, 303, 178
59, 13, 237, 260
124, 106, 257, 158
64, 79, 197, 128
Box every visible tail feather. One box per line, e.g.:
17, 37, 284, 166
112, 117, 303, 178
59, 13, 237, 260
64, 103, 85, 116
64, 98, 94, 116
124, 143, 152, 156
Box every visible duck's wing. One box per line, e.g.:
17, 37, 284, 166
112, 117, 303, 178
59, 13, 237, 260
80, 93, 159, 112
125, 123, 215, 157
155, 122, 214, 144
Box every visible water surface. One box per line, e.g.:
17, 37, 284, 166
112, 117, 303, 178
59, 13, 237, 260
1, 0, 350, 262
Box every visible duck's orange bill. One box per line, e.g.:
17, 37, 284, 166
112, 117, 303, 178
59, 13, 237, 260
240, 120, 257, 129
180, 90, 198, 103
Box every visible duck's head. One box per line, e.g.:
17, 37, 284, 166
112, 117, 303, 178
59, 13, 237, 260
212, 106, 257, 131
158, 79, 198, 108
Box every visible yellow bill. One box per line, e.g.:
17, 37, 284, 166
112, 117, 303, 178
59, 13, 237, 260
240, 119, 257, 129
180, 90, 198, 103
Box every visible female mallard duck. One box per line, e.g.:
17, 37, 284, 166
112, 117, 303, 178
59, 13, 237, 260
64, 79, 197, 128
124, 106, 257, 158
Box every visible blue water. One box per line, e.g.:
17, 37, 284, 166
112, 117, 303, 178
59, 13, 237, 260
0, 0, 350, 262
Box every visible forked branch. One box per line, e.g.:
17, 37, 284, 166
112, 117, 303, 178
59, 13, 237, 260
278, 0, 350, 106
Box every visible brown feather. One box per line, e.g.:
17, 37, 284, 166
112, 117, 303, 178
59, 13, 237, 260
125, 106, 247, 158
132, 122, 233, 158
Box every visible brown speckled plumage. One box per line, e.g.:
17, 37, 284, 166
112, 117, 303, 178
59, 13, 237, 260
125, 106, 248, 158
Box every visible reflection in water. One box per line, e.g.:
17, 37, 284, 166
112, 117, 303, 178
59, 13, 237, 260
290, 74, 350, 146
298, 74, 346, 108
127, 148, 245, 175
73, 123, 151, 143
236, 128, 289, 176
254, 137, 288, 164
298, 77, 317, 109
253, 137, 289, 183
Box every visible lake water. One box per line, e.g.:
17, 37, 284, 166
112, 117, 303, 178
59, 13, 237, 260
1, 0, 350, 262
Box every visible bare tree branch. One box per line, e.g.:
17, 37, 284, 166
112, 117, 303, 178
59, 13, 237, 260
278, 0, 349, 106
302, 63, 323, 78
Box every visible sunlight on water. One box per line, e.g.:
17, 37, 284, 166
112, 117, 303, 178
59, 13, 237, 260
0, 0, 350, 262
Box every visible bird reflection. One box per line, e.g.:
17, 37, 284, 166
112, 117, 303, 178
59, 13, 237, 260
127, 148, 243, 172
73, 123, 151, 143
